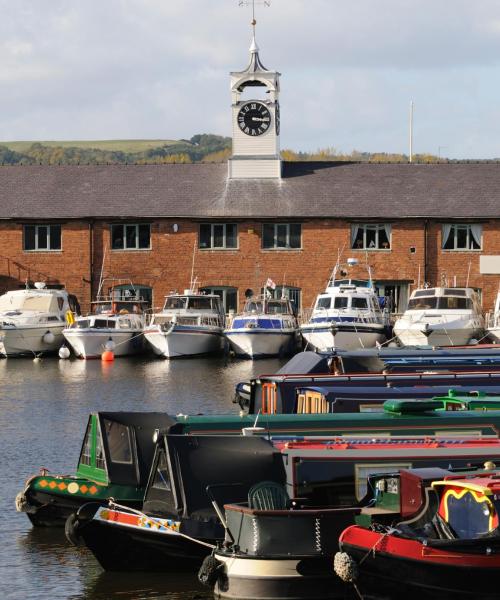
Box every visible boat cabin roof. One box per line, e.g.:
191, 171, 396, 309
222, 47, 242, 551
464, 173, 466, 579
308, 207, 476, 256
76, 412, 175, 486
410, 287, 477, 299
433, 474, 500, 495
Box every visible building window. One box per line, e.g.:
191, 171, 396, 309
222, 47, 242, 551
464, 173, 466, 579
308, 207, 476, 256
442, 224, 481, 250
24, 224, 61, 251
351, 224, 391, 250
201, 287, 238, 313
199, 224, 237, 249
263, 285, 301, 310
111, 224, 150, 250
262, 223, 301, 249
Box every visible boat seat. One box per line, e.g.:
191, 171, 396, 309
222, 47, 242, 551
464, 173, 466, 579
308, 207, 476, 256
248, 481, 289, 510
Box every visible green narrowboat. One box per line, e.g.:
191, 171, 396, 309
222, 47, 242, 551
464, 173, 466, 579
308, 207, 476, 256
16, 412, 174, 527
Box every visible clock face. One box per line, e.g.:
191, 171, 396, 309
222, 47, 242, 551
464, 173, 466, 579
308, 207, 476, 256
275, 101, 280, 135
237, 102, 271, 136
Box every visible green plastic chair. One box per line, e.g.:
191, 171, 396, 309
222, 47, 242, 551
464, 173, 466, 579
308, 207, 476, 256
248, 480, 289, 510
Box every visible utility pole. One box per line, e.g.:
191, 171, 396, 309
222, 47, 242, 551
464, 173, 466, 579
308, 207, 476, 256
409, 101, 414, 163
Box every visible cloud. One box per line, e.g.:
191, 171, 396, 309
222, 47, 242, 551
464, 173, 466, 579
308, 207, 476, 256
1, 0, 500, 157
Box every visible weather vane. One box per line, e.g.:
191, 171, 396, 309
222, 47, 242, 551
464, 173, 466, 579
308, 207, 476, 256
238, 0, 271, 33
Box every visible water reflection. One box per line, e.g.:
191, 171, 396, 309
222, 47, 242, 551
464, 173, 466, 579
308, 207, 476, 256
2, 354, 285, 599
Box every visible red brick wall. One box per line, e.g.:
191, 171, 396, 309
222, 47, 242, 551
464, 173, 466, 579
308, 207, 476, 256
0, 219, 499, 314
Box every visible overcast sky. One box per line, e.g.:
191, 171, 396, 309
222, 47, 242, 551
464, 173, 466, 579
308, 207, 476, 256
2, 0, 500, 158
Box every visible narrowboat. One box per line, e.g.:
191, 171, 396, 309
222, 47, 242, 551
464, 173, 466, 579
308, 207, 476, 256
338, 468, 500, 599
71, 419, 500, 573
237, 351, 500, 414
15, 412, 174, 527
206, 456, 500, 600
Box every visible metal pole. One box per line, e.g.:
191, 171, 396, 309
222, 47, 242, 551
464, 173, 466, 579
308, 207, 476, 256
409, 101, 414, 163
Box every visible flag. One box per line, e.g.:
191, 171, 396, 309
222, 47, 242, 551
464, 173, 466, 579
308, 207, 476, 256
265, 278, 276, 290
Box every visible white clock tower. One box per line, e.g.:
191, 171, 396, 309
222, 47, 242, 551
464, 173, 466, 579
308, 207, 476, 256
228, 29, 281, 179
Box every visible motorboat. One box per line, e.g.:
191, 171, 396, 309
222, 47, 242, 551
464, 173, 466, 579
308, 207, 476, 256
338, 467, 500, 599
224, 292, 299, 358
300, 260, 388, 352
15, 412, 174, 527
487, 290, 500, 343
393, 287, 485, 347
70, 431, 500, 575
143, 289, 225, 358
0, 283, 79, 357
63, 298, 147, 359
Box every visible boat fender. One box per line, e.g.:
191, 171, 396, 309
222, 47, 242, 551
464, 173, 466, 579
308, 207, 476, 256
65, 513, 83, 547
197, 553, 223, 588
333, 551, 358, 583
15, 491, 29, 513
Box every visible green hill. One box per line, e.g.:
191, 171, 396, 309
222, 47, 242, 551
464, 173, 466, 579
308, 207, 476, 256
3, 139, 181, 153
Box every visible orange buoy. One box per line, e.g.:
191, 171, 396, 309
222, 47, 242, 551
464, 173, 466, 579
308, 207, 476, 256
101, 350, 115, 362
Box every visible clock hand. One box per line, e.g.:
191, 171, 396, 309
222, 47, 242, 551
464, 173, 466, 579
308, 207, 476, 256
251, 117, 270, 122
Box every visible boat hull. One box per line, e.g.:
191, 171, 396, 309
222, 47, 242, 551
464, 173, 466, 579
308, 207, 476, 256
394, 322, 484, 347
340, 525, 500, 599
63, 329, 145, 359
0, 323, 65, 357
77, 506, 215, 571
300, 323, 386, 352
213, 554, 342, 600
144, 325, 223, 358
225, 330, 297, 358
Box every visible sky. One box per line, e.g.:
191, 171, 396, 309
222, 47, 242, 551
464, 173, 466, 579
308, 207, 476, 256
2, 0, 500, 158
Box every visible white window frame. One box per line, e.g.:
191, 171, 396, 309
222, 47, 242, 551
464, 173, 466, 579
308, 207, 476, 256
442, 224, 482, 251
111, 224, 151, 251
351, 224, 391, 251
262, 223, 302, 250
199, 223, 238, 250
23, 224, 62, 252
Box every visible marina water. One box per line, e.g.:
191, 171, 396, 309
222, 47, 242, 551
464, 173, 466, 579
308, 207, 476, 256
2, 356, 283, 599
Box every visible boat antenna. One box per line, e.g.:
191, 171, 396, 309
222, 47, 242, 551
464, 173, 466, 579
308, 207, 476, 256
97, 245, 107, 299
466, 259, 472, 287
190, 241, 196, 291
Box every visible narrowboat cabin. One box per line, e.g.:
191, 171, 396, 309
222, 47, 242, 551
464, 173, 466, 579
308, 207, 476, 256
16, 412, 174, 527
72, 428, 500, 573
338, 468, 500, 599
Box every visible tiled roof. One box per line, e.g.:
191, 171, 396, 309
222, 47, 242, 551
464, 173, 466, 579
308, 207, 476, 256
0, 161, 499, 220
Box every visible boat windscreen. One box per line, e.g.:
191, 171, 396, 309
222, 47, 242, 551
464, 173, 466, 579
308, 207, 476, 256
187, 297, 212, 310
351, 298, 368, 309
316, 297, 331, 309
439, 488, 497, 538
276, 351, 330, 375
145, 435, 285, 518
408, 297, 438, 310
0, 294, 56, 312
334, 297, 349, 309
164, 297, 188, 310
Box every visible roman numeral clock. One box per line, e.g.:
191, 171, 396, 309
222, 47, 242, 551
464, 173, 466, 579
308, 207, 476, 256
228, 34, 282, 179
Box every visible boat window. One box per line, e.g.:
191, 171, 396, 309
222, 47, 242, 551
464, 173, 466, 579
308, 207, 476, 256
152, 449, 172, 491
0, 295, 54, 312
164, 297, 187, 310
351, 298, 368, 309
444, 289, 467, 297
245, 300, 263, 313
103, 420, 133, 464
79, 420, 93, 467
440, 489, 496, 538
76, 320, 90, 329
119, 319, 132, 329
334, 297, 349, 309
94, 303, 112, 314
266, 301, 288, 314
95, 423, 106, 470
47, 316, 60, 321
187, 297, 212, 310
414, 289, 435, 297
437, 297, 471, 310
316, 297, 331, 309
93, 319, 115, 329
408, 297, 438, 309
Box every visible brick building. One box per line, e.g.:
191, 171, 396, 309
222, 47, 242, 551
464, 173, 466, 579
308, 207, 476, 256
0, 36, 499, 316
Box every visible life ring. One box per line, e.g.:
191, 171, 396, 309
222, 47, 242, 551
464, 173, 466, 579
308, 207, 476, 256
65, 310, 75, 326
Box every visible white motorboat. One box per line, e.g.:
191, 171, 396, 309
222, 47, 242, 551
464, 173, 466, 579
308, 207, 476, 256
224, 294, 299, 358
63, 299, 147, 359
0, 283, 79, 357
300, 261, 387, 352
487, 291, 500, 343
143, 289, 225, 358
394, 287, 485, 347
